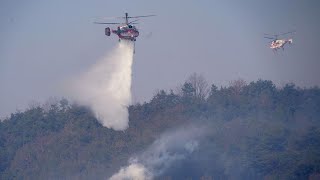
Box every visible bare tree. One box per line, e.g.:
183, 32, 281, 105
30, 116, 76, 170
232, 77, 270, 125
27, 100, 41, 110
187, 73, 209, 101
229, 78, 247, 95
42, 96, 60, 112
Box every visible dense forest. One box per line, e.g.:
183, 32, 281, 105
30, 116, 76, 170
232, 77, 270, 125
1, 75, 320, 179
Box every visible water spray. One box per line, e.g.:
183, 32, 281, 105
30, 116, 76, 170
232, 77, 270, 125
69, 41, 134, 130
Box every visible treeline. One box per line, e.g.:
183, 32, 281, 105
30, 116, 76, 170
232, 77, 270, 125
1, 74, 320, 179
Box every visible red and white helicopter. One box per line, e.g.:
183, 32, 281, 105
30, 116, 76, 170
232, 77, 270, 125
264, 31, 295, 52
94, 13, 155, 42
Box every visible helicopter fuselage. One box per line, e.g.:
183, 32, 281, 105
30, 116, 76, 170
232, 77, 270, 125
112, 25, 139, 41
270, 39, 292, 50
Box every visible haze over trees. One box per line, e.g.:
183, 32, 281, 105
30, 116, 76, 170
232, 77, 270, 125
1, 74, 320, 179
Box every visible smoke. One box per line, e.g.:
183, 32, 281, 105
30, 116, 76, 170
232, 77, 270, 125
109, 125, 205, 180
109, 163, 152, 180
68, 41, 134, 130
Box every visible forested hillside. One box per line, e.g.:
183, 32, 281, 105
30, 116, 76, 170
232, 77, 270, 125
1, 77, 320, 179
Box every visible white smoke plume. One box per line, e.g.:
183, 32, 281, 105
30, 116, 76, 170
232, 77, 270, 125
68, 41, 134, 130
109, 125, 205, 180
109, 163, 152, 180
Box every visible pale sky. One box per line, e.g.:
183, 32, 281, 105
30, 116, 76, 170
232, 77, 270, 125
1, 0, 320, 117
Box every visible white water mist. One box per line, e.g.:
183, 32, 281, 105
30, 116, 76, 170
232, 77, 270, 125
69, 41, 134, 130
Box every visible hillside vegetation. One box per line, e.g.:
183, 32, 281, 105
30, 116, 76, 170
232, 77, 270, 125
1, 76, 320, 179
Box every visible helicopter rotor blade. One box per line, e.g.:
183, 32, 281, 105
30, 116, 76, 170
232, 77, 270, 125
128, 19, 139, 24
264, 33, 277, 36
97, 14, 156, 21
280, 30, 296, 36
99, 17, 123, 20
127, 15, 156, 18
94, 22, 121, 24
264, 37, 275, 39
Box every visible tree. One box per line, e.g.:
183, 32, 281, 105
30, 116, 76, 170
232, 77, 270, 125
181, 82, 196, 104
229, 79, 247, 95
186, 73, 209, 102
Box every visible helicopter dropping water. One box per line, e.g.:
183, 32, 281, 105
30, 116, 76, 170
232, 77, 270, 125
94, 13, 155, 53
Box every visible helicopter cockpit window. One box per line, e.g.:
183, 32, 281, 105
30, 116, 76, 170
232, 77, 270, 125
128, 25, 132, 28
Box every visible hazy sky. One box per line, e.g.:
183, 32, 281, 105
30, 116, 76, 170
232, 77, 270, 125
1, 0, 320, 117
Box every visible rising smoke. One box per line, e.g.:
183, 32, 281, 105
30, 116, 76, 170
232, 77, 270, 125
109, 125, 206, 180
68, 41, 134, 130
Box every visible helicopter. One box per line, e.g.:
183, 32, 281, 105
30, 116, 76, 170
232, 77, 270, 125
264, 31, 295, 52
94, 13, 155, 42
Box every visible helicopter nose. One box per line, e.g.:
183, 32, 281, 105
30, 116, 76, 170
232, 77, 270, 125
131, 30, 139, 37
